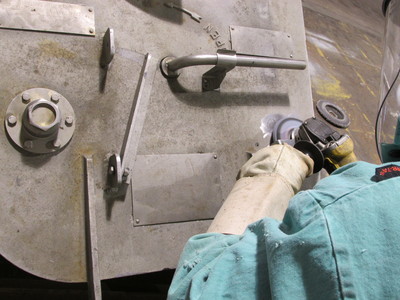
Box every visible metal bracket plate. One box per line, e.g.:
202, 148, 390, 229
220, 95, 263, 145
132, 154, 223, 226
0, 0, 95, 36
230, 26, 294, 59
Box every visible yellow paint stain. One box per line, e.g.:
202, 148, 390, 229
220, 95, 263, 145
347, 128, 375, 136
363, 34, 382, 55
335, 42, 377, 97
360, 50, 367, 59
313, 75, 352, 100
355, 70, 377, 97
363, 113, 371, 123
316, 47, 325, 59
39, 40, 77, 59
360, 49, 374, 66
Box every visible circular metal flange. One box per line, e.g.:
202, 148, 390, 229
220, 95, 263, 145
4, 88, 76, 154
316, 100, 350, 129
160, 56, 181, 78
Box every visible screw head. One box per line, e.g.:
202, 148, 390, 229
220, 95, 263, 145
89, 28, 94, 34
88, 8, 93, 12
65, 116, 74, 126
22, 93, 31, 103
7, 115, 17, 126
23, 140, 33, 149
51, 94, 60, 103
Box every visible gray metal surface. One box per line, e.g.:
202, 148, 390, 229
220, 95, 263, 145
0, 0, 314, 283
230, 25, 295, 59
132, 153, 222, 226
0, 0, 95, 36
84, 156, 102, 300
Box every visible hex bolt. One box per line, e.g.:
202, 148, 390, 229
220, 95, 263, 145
65, 116, 74, 126
22, 93, 31, 103
7, 115, 17, 126
51, 94, 60, 103
23, 140, 33, 149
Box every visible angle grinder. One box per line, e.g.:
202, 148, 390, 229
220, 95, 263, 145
270, 116, 357, 174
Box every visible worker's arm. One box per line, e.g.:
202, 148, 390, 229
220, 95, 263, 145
207, 144, 314, 235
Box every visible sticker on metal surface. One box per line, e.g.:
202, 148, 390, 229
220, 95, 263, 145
0, 0, 95, 36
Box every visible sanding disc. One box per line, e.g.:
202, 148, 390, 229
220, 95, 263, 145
316, 100, 350, 128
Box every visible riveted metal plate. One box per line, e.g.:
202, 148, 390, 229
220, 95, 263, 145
0, 0, 95, 36
132, 154, 223, 226
230, 26, 295, 59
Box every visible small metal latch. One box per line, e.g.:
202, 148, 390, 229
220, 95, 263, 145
107, 53, 157, 190
100, 28, 115, 69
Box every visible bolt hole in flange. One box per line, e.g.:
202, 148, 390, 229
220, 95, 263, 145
4, 88, 76, 154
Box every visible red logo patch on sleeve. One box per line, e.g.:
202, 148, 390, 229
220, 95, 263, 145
372, 164, 400, 182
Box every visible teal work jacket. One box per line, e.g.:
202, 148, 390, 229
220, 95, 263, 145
168, 162, 400, 299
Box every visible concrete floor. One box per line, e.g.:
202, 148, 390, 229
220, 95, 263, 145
303, 0, 385, 163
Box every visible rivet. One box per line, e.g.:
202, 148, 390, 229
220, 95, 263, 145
135, 219, 140, 224
109, 166, 115, 175
7, 115, 17, 126
51, 94, 60, 103
89, 28, 94, 34
213, 154, 217, 159
22, 93, 31, 103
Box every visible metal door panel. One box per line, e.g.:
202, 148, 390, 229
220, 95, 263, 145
0, 0, 313, 282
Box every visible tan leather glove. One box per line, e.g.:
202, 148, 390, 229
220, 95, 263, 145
207, 144, 314, 235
